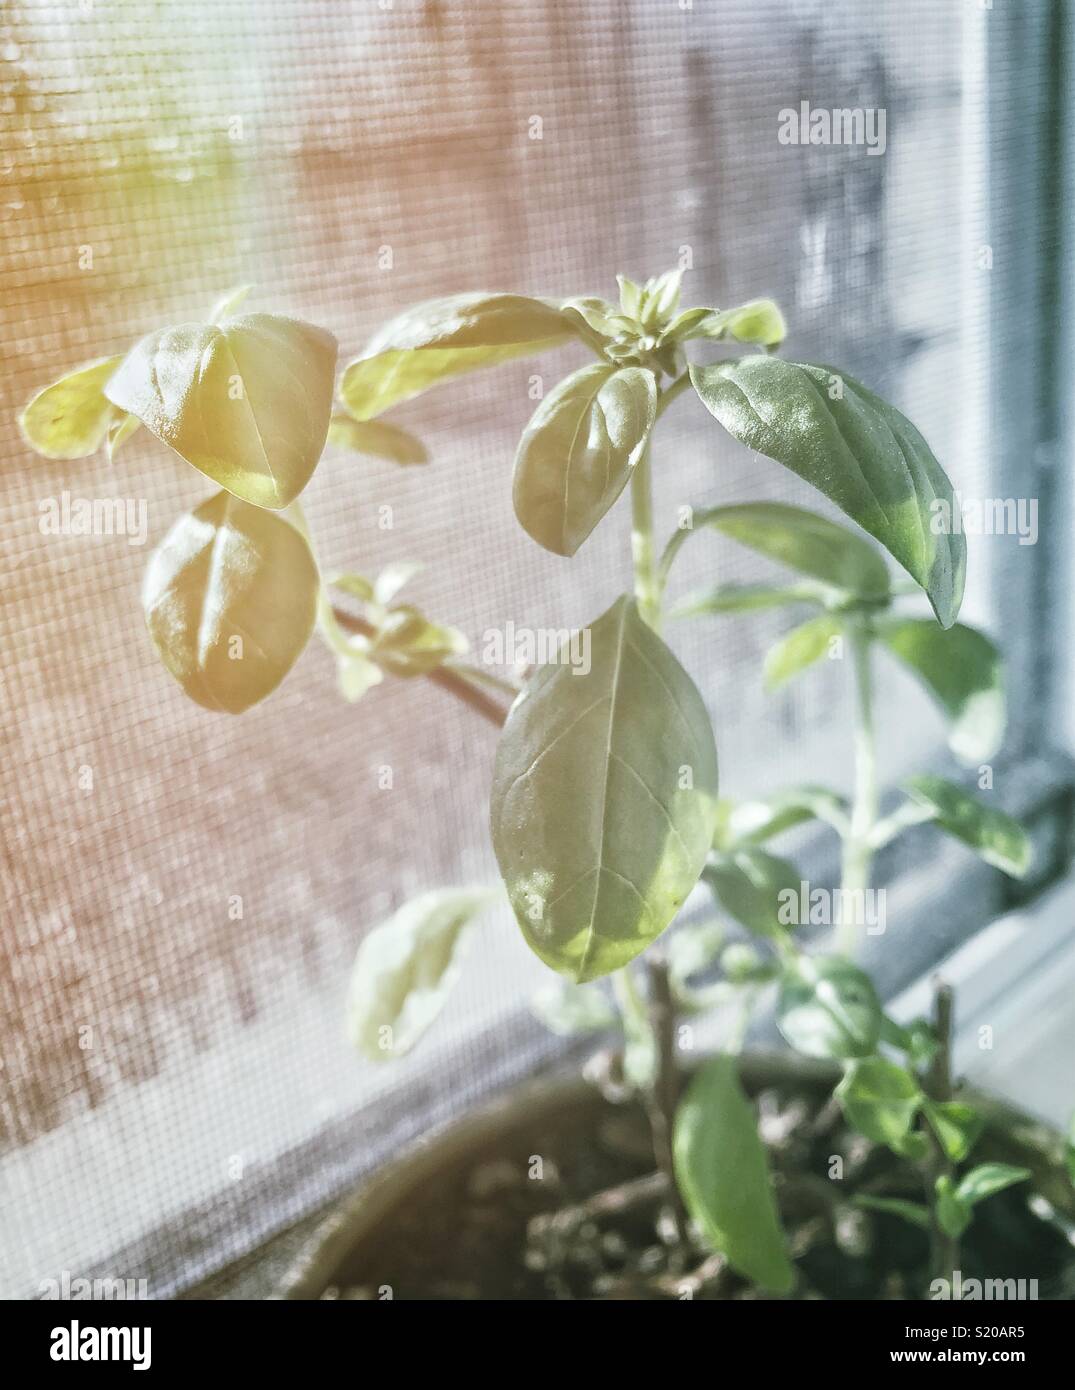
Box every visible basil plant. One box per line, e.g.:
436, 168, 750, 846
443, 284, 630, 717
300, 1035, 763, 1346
23, 270, 1034, 1296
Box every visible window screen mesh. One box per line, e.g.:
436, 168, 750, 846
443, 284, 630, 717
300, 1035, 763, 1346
0, 0, 1046, 1297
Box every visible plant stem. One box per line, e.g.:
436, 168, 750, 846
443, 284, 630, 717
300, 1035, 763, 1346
925, 979, 959, 1287
644, 954, 689, 1242
621, 386, 692, 1243
837, 617, 878, 958
630, 443, 662, 632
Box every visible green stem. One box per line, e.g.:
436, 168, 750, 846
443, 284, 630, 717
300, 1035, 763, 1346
617, 381, 691, 1242
655, 370, 692, 420
630, 444, 662, 632
838, 618, 878, 958
925, 981, 959, 1288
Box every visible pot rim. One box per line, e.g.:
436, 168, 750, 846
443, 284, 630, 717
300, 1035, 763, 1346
273, 1049, 1071, 1300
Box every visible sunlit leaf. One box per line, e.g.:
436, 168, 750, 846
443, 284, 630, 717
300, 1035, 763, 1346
689, 358, 965, 627
490, 596, 718, 982
339, 293, 575, 421
878, 618, 1004, 765
106, 313, 337, 509
142, 490, 318, 713
326, 412, 428, 466
903, 775, 1031, 878
690, 298, 788, 348
19, 355, 125, 459
513, 364, 656, 556
674, 1055, 794, 1292
347, 888, 498, 1060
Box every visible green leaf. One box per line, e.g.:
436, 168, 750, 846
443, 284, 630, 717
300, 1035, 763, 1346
880, 1015, 940, 1070
616, 275, 642, 318
693, 299, 788, 348
726, 786, 850, 846
19, 355, 125, 459
512, 364, 657, 556
106, 313, 337, 509
636, 268, 683, 331
670, 581, 828, 620
560, 296, 621, 343
764, 613, 842, 690
326, 412, 428, 466
530, 977, 616, 1037
337, 650, 383, 703
490, 596, 718, 982
878, 619, 1004, 765
373, 561, 421, 608
673, 1055, 794, 1291
891, 1131, 931, 1163
106, 411, 141, 461
339, 293, 575, 421
663, 502, 891, 600
329, 572, 376, 601
703, 847, 800, 937
689, 358, 966, 627
142, 491, 319, 713
955, 1162, 1032, 1207
370, 605, 467, 677
209, 283, 253, 323
836, 1057, 922, 1148
924, 1100, 985, 1164
776, 955, 882, 1060
347, 888, 497, 1059
934, 1177, 973, 1239
904, 775, 1031, 878
853, 1195, 932, 1231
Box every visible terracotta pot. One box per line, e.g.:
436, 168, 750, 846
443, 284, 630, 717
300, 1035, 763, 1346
274, 1050, 1074, 1299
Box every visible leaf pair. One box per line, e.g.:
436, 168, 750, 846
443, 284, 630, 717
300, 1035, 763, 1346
22, 309, 339, 512
934, 1165, 1032, 1239
490, 596, 718, 982
339, 291, 658, 556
